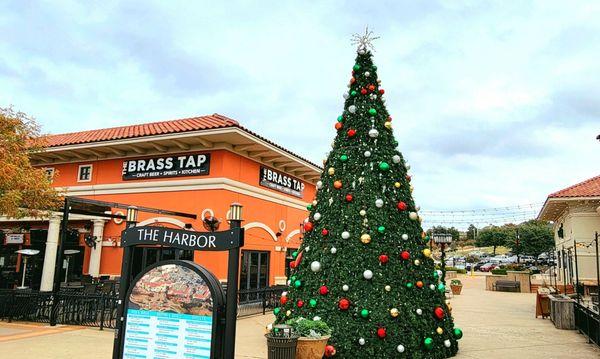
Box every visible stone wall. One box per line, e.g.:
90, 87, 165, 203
485, 271, 531, 293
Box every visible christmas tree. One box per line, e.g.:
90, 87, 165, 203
272, 30, 462, 358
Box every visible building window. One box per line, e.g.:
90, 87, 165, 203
43, 168, 55, 182
77, 164, 93, 182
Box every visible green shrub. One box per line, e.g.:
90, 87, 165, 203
491, 269, 507, 275
286, 317, 332, 338
445, 266, 467, 274
450, 279, 462, 286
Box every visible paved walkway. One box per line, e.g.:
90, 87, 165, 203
0, 275, 598, 358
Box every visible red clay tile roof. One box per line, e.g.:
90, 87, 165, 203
548, 175, 600, 198
45, 114, 239, 147
43, 113, 321, 169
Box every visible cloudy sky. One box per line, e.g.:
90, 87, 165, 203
1, 1, 599, 225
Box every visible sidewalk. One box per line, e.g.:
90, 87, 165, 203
0, 275, 598, 358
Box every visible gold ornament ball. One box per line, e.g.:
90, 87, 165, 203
286, 310, 291, 317
361, 234, 371, 244
390, 308, 399, 317
423, 248, 432, 257
394, 182, 401, 188
414, 259, 420, 266
384, 121, 392, 129
436, 327, 443, 335
410, 185, 414, 192
328, 167, 335, 175
385, 285, 391, 292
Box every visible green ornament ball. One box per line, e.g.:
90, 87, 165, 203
379, 162, 390, 171
274, 308, 281, 315
294, 280, 302, 288
438, 283, 446, 292
425, 235, 431, 241
337, 115, 344, 122
292, 251, 298, 259
368, 108, 377, 115
307, 204, 313, 211
406, 282, 413, 288
433, 270, 438, 278
353, 64, 361, 71
309, 299, 317, 308
290, 276, 297, 282
351, 90, 357, 96
377, 226, 385, 233
340, 154, 348, 162
360, 309, 369, 318
424, 337, 433, 349
454, 328, 463, 339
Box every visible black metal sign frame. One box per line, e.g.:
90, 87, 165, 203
120, 260, 226, 358
113, 218, 244, 359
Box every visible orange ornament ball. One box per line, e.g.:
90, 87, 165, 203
335, 122, 343, 130
416, 281, 423, 288
334, 180, 343, 189
368, 84, 375, 91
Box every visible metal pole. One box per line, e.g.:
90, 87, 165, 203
516, 228, 520, 264
562, 249, 567, 294
441, 243, 447, 284
20, 257, 28, 288
574, 239, 580, 303
224, 203, 243, 359
112, 207, 138, 359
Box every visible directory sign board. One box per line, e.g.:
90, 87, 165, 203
122, 261, 225, 359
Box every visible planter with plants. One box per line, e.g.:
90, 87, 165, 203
288, 317, 332, 359
450, 279, 463, 295
265, 323, 299, 359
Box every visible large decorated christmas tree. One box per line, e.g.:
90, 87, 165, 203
272, 30, 462, 358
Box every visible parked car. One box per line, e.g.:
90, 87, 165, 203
479, 263, 498, 272
473, 261, 488, 271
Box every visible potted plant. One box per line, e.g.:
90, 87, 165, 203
288, 317, 332, 359
450, 279, 463, 295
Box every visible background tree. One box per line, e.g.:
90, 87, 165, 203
466, 224, 477, 241
475, 226, 509, 255
0, 107, 61, 218
274, 37, 461, 358
511, 220, 553, 257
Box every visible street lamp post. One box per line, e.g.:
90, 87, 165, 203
433, 233, 453, 284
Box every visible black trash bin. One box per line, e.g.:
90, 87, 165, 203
265, 333, 299, 359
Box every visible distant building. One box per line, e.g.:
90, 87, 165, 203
538, 175, 600, 292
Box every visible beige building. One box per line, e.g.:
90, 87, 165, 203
538, 175, 600, 291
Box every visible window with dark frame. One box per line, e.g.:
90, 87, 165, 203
78, 165, 92, 182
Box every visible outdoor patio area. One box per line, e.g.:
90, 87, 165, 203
0, 275, 598, 358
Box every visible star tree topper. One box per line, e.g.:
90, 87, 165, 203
351, 26, 380, 53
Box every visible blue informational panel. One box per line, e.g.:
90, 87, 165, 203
121, 261, 225, 359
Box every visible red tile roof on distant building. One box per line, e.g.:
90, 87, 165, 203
548, 175, 600, 198
45, 114, 239, 147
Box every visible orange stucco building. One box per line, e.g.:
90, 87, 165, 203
0, 114, 320, 293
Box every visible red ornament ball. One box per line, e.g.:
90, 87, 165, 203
297, 300, 304, 308
379, 254, 389, 264
325, 345, 336, 357
434, 307, 445, 319
338, 298, 350, 310
347, 129, 356, 137
333, 180, 343, 189
304, 222, 314, 232
368, 84, 376, 92
280, 296, 288, 305
379, 89, 385, 95
360, 88, 367, 95
321, 228, 329, 236
335, 122, 343, 130
406, 175, 412, 182
376, 327, 387, 339
401, 251, 410, 260
319, 285, 329, 295
416, 281, 424, 288
289, 261, 297, 269
397, 201, 408, 211
345, 194, 353, 202
350, 77, 356, 84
